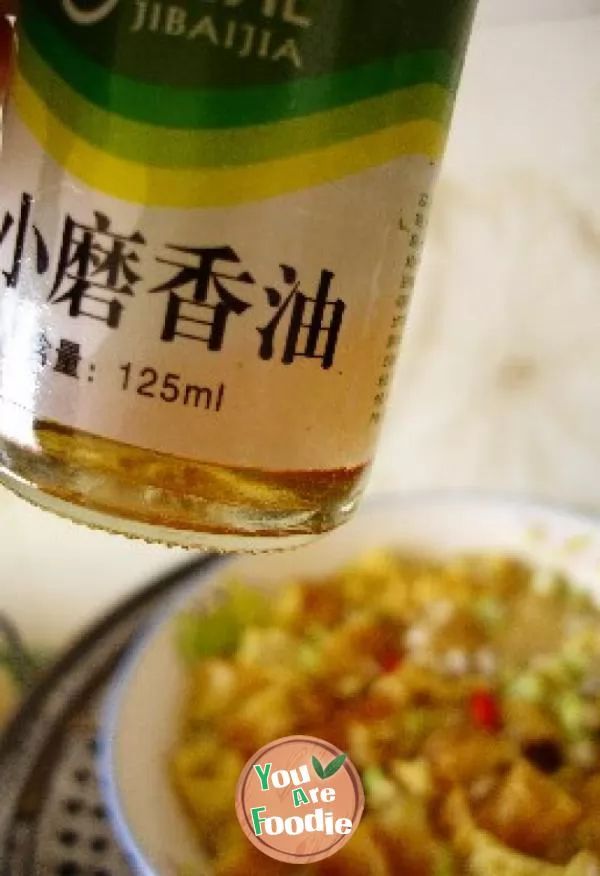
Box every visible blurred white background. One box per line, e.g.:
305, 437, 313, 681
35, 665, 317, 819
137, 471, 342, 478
372, 0, 600, 499
3, 0, 600, 648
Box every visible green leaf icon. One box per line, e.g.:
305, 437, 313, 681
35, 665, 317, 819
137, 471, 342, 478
312, 756, 325, 779
323, 753, 347, 778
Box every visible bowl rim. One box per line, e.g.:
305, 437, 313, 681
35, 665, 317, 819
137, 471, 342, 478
100, 549, 230, 875
99, 488, 600, 875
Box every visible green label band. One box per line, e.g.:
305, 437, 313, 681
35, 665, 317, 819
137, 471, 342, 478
16, 0, 477, 206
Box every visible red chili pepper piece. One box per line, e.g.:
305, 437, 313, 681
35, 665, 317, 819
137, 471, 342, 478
469, 689, 503, 732
378, 646, 403, 674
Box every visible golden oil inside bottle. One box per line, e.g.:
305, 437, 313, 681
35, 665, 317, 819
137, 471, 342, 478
0, 421, 368, 551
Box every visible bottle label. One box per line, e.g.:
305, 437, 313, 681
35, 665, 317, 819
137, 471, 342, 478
0, 0, 475, 471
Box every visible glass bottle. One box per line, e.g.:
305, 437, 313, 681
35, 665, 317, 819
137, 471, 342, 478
0, 0, 477, 551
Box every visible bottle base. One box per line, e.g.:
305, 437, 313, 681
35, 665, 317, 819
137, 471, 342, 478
0, 423, 367, 552
0, 472, 327, 552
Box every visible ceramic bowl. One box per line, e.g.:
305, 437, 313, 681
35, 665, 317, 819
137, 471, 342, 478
100, 492, 600, 875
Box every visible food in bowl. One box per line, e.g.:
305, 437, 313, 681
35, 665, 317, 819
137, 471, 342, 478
170, 550, 600, 875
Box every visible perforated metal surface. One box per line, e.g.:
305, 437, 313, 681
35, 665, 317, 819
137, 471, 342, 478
0, 556, 216, 876
34, 730, 128, 876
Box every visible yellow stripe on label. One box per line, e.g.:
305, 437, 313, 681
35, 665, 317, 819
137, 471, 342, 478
13, 73, 446, 208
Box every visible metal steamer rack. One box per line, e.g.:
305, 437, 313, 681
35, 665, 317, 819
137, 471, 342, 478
0, 556, 218, 876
